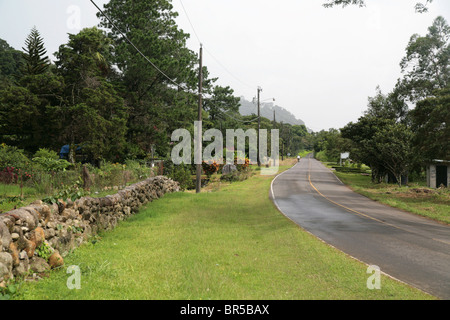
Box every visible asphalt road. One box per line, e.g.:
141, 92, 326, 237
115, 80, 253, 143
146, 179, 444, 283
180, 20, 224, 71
270, 155, 450, 299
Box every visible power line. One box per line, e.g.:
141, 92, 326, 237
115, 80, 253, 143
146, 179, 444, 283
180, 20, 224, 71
176, 0, 260, 124
218, 110, 259, 124
203, 47, 255, 90
177, 0, 255, 91
91, 0, 259, 124
179, 0, 202, 46
90, 0, 195, 94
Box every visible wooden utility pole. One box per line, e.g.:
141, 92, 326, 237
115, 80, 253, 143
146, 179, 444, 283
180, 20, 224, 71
196, 45, 203, 194
280, 121, 284, 161
273, 110, 276, 128
257, 86, 262, 167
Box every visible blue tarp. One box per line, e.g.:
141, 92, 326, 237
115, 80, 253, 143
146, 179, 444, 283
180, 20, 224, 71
59, 145, 82, 158
59, 145, 70, 155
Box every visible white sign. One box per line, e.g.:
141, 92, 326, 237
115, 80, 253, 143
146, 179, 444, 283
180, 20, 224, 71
340, 152, 350, 159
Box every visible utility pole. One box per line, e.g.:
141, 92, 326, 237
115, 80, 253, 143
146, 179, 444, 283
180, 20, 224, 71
273, 110, 276, 128
257, 86, 262, 167
196, 45, 203, 194
280, 121, 284, 161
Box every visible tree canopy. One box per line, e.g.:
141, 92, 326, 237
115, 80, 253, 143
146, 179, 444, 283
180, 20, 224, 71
323, 0, 434, 12
2, 0, 444, 174
315, 15, 450, 186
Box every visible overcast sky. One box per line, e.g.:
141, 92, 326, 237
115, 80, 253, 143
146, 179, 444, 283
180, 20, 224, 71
0, 0, 449, 132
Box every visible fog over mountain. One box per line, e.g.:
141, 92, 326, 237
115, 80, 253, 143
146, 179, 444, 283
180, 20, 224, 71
239, 97, 306, 127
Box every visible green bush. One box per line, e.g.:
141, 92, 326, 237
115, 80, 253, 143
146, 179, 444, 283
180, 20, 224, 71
42, 178, 86, 204
33, 148, 58, 160
32, 157, 71, 173
314, 150, 328, 162
125, 159, 153, 181
0, 144, 30, 171
163, 160, 193, 191
220, 169, 252, 183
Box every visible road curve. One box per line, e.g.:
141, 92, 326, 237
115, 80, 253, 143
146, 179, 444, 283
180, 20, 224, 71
270, 155, 450, 299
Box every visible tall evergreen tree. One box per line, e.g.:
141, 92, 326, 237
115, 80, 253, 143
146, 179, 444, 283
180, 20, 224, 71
20, 27, 50, 76
97, 0, 199, 157
54, 27, 128, 162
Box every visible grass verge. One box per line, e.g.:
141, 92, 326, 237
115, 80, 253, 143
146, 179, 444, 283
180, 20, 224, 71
331, 170, 450, 225
0, 183, 41, 212
13, 161, 433, 300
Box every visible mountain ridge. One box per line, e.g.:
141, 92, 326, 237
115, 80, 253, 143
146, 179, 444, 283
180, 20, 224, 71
239, 97, 306, 127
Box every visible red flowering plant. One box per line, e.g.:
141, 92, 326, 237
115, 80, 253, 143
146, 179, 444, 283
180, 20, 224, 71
0, 166, 33, 184
0, 144, 32, 184
234, 156, 250, 171
202, 161, 220, 178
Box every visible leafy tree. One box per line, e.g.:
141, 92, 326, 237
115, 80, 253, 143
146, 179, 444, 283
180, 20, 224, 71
341, 116, 392, 182
341, 115, 415, 185
97, 0, 199, 157
20, 27, 50, 76
312, 129, 348, 162
0, 69, 66, 151
0, 86, 38, 148
410, 86, 450, 162
54, 27, 128, 162
55, 27, 115, 104
203, 85, 240, 123
290, 124, 309, 154
0, 28, 65, 153
365, 86, 408, 122
0, 144, 30, 171
0, 38, 23, 85
398, 16, 450, 103
323, 0, 434, 12
372, 123, 414, 187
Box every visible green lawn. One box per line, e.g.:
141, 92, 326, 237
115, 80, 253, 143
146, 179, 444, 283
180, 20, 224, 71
0, 183, 41, 212
0, 182, 136, 213
13, 163, 434, 300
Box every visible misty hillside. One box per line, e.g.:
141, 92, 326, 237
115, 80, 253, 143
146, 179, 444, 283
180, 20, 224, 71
239, 97, 306, 127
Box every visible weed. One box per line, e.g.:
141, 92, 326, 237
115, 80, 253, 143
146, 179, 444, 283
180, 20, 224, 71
36, 242, 52, 260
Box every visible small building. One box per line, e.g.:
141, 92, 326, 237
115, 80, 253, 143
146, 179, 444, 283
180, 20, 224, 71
427, 160, 450, 188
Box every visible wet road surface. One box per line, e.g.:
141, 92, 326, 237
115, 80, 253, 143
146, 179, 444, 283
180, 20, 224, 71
270, 155, 450, 299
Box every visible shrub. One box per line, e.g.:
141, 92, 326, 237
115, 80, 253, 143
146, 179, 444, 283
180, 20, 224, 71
234, 157, 250, 171
163, 160, 193, 191
125, 159, 153, 181
0, 144, 30, 171
0, 166, 33, 184
32, 157, 71, 173
33, 148, 58, 160
42, 178, 86, 204
220, 169, 253, 183
202, 161, 220, 177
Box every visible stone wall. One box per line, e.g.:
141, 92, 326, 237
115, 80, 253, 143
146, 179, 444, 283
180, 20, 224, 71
0, 176, 179, 285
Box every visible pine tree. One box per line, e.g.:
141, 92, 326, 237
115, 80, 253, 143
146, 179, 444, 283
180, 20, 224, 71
20, 26, 50, 76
